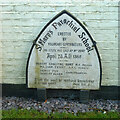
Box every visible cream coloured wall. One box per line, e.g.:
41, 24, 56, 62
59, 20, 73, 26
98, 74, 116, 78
0, 0, 119, 86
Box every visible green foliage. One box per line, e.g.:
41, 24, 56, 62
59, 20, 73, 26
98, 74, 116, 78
2, 109, 120, 119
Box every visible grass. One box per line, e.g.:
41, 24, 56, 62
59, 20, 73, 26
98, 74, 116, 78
1, 109, 120, 119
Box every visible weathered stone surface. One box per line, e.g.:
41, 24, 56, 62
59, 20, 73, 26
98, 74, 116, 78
37, 88, 46, 101
27, 10, 101, 90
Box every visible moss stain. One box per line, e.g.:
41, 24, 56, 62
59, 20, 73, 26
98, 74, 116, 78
32, 49, 43, 88
82, 21, 88, 27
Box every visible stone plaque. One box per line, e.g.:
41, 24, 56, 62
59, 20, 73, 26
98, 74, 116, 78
26, 10, 102, 90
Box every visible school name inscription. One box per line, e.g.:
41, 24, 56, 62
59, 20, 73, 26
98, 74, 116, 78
35, 19, 93, 54
28, 12, 100, 89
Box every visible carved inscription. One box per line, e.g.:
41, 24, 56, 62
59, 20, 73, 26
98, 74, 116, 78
27, 10, 101, 90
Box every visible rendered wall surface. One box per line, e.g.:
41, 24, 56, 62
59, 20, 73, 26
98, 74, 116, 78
0, 4, 2, 84
0, 0, 119, 86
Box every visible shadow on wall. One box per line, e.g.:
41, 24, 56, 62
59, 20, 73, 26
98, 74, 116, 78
2, 84, 120, 100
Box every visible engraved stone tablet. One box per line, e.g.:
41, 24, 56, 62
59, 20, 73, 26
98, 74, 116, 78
26, 10, 102, 90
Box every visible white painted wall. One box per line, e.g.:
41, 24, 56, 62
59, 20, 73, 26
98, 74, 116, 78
0, 4, 2, 84
0, 0, 119, 86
